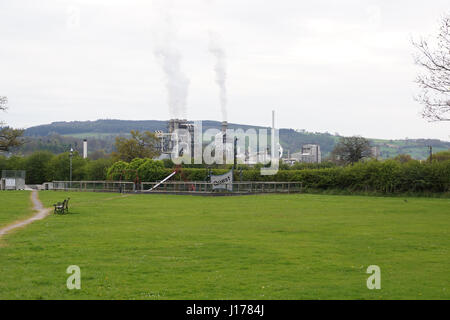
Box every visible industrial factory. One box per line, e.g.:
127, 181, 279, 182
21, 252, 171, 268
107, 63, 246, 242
154, 118, 321, 166
282, 144, 322, 165
155, 119, 195, 158
155, 118, 233, 161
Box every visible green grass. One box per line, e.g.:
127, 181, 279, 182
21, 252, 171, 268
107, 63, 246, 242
0, 191, 32, 229
0, 191, 449, 299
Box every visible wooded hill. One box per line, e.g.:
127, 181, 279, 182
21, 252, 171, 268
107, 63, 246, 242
20, 119, 450, 159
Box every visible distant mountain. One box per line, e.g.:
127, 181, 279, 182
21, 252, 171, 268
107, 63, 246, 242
22, 119, 450, 160
24, 119, 264, 136
24, 119, 169, 136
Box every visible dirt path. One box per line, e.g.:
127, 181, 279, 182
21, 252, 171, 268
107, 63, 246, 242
0, 190, 51, 238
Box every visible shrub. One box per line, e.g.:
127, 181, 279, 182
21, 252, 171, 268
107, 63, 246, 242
106, 161, 128, 180
136, 159, 166, 182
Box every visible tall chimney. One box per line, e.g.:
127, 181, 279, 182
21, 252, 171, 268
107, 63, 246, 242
83, 139, 87, 159
272, 110, 275, 129
221, 121, 228, 144
271, 110, 275, 160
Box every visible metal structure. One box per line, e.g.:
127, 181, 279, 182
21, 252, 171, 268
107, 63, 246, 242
1, 170, 26, 190
156, 119, 195, 156
221, 121, 228, 143
52, 181, 135, 192
142, 181, 303, 194
49, 180, 303, 194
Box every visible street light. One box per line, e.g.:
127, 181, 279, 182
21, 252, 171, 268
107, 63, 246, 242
233, 137, 238, 169
69, 147, 74, 188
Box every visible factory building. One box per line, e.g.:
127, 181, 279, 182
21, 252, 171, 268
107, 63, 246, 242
155, 115, 277, 166
155, 119, 195, 158
301, 144, 322, 163
283, 144, 322, 165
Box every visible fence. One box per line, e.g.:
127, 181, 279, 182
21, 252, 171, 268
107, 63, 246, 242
52, 181, 136, 192
1, 170, 26, 190
51, 180, 302, 194
50, 180, 303, 194
141, 181, 303, 194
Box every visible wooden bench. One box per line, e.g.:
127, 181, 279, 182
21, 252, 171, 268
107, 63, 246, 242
53, 198, 70, 214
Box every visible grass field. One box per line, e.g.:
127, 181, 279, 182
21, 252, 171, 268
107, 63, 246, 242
0, 191, 449, 299
0, 191, 32, 229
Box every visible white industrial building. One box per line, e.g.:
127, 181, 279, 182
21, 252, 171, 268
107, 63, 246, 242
283, 144, 322, 165
301, 144, 322, 163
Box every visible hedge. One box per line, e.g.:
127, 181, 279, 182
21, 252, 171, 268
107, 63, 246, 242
106, 159, 450, 194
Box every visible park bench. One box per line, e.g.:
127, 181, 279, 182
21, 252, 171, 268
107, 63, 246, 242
53, 198, 70, 214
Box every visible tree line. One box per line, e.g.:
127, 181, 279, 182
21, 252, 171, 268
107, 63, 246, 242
1, 126, 449, 196
0, 151, 113, 184
2, 149, 448, 195
105, 156, 449, 194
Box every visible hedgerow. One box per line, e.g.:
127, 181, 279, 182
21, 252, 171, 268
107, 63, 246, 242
110, 159, 449, 194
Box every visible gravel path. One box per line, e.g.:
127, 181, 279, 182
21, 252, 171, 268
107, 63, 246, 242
0, 190, 51, 237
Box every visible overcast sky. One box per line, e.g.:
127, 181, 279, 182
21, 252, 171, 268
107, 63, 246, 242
0, 0, 449, 140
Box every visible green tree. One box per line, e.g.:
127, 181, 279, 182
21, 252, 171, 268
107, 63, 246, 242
89, 149, 109, 160
113, 130, 159, 162
137, 159, 165, 182
4, 155, 26, 170
106, 161, 129, 180
85, 158, 113, 180
393, 154, 414, 163
430, 150, 450, 162
0, 155, 9, 170
331, 136, 372, 165
24, 151, 54, 184
47, 152, 87, 181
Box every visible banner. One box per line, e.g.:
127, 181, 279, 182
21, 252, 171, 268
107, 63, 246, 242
211, 169, 233, 191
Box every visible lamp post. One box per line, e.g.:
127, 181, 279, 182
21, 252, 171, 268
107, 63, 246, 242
233, 137, 238, 170
69, 147, 73, 189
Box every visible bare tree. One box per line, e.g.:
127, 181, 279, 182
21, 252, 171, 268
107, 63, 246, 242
0, 96, 25, 152
413, 14, 450, 121
0, 96, 8, 127
0, 96, 7, 112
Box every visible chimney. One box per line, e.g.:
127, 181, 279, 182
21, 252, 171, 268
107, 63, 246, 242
221, 120, 228, 133
83, 139, 88, 159
221, 120, 228, 143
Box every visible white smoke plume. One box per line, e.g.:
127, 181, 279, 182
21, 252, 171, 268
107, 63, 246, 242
154, 14, 189, 119
208, 32, 227, 121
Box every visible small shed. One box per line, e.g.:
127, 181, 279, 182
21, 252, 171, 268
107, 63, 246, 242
1, 170, 26, 190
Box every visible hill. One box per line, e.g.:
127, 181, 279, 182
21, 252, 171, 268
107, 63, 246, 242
21, 119, 450, 159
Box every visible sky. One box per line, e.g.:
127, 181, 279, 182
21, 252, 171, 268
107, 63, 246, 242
0, 0, 449, 141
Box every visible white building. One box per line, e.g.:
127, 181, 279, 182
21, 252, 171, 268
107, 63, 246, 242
1, 170, 26, 190
371, 146, 381, 159
300, 144, 321, 163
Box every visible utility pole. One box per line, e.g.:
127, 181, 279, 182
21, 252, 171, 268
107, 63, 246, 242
428, 145, 433, 162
